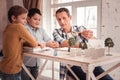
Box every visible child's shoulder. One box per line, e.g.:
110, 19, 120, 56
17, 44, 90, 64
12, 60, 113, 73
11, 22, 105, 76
11, 23, 26, 30
8, 23, 23, 27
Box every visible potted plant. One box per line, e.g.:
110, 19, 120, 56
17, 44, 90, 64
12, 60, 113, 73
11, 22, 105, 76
68, 37, 76, 52
105, 37, 114, 56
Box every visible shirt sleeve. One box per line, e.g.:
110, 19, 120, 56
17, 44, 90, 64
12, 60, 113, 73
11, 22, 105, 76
76, 26, 88, 43
53, 29, 64, 44
41, 28, 51, 42
75, 25, 86, 32
17, 23, 38, 47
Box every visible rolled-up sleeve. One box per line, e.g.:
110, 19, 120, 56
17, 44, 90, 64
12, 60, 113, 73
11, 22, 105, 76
41, 28, 51, 42
53, 29, 64, 44
17, 24, 38, 47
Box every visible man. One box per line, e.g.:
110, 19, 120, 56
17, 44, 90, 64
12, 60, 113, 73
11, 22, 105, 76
53, 7, 113, 80
21, 8, 59, 80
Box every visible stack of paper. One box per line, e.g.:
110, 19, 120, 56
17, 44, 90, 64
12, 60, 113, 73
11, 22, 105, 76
23, 46, 42, 52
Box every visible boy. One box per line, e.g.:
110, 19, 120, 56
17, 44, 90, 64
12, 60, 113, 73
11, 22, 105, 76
0, 5, 39, 80
21, 8, 59, 80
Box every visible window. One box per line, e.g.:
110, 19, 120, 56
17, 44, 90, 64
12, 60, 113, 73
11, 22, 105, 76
43, 0, 102, 38
77, 6, 97, 37
51, 0, 84, 4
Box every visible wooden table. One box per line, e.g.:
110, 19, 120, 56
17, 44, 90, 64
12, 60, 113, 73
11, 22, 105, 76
23, 48, 120, 80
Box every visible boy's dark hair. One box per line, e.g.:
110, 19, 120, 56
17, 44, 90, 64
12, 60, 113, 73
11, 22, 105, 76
56, 7, 70, 17
8, 5, 28, 23
28, 8, 42, 18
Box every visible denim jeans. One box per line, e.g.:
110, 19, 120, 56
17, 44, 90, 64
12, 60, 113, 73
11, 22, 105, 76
67, 66, 113, 80
21, 65, 39, 80
0, 71, 21, 80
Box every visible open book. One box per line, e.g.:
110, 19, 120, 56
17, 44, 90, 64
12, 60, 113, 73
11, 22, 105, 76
23, 46, 42, 52
23, 46, 52, 52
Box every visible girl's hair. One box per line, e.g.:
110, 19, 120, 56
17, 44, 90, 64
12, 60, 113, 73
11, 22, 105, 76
28, 8, 42, 18
8, 5, 28, 23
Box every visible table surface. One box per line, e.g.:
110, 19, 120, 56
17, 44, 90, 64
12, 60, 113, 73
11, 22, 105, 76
23, 48, 120, 80
24, 48, 120, 67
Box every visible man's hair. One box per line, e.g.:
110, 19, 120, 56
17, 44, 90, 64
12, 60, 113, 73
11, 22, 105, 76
8, 5, 28, 23
56, 7, 70, 17
28, 8, 42, 18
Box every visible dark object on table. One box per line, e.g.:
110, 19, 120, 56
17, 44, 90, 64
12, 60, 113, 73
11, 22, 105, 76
104, 37, 114, 56
105, 38, 114, 47
78, 32, 88, 50
79, 41, 88, 50
68, 37, 76, 52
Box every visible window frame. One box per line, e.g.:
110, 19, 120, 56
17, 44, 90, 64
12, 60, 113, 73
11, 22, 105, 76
43, 0, 102, 38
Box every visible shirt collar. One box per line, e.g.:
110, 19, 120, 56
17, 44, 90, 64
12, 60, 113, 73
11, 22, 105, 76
27, 23, 39, 31
71, 26, 74, 32
60, 26, 73, 33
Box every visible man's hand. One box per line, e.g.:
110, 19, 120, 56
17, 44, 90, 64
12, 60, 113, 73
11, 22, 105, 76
46, 41, 59, 48
81, 30, 93, 39
38, 42, 45, 48
60, 40, 69, 47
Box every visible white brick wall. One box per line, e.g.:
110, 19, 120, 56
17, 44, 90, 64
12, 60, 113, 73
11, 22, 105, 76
101, 0, 120, 80
101, 0, 120, 53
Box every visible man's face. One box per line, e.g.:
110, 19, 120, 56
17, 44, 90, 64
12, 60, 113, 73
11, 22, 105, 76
56, 12, 71, 30
13, 13, 27, 25
27, 13, 41, 28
